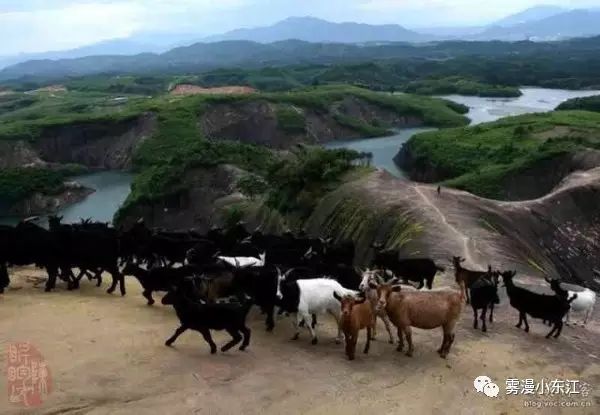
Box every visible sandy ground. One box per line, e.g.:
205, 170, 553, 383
170, 85, 257, 96
1, 268, 599, 415
30, 85, 67, 94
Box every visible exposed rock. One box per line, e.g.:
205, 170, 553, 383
32, 112, 157, 170
334, 96, 423, 128
7, 181, 94, 216
119, 165, 247, 231
0, 141, 46, 168
199, 97, 424, 149
396, 142, 600, 201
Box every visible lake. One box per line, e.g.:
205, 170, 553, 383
327, 87, 600, 176
0, 171, 133, 226
441, 87, 600, 125
325, 128, 435, 178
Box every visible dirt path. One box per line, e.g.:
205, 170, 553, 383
414, 185, 479, 268
1, 269, 599, 414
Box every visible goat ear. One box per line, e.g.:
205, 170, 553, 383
355, 294, 367, 304
333, 292, 342, 302
460, 258, 466, 263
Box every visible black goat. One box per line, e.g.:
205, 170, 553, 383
501, 271, 577, 339
5, 220, 69, 292
121, 263, 197, 305
161, 278, 252, 354
48, 216, 124, 295
469, 271, 500, 332
233, 265, 280, 331
371, 243, 444, 289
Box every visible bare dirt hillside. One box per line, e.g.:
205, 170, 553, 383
170, 85, 257, 96
305, 167, 600, 290
1, 269, 599, 415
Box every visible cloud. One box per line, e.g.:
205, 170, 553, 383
2, 0, 600, 55
0, 0, 250, 55
0, 2, 143, 55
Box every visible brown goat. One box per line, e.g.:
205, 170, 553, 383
376, 282, 464, 358
333, 292, 375, 360
360, 270, 417, 343
452, 256, 490, 304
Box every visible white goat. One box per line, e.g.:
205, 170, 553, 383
566, 287, 596, 326
359, 269, 416, 344
217, 253, 266, 268
277, 273, 357, 344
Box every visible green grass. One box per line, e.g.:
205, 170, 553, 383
0, 84, 468, 212
275, 105, 306, 133
404, 77, 522, 98
0, 91, 150, 141
403, 110, 600, 198
0, 165, 86, 204
333, 114, 390, 137
557, 95, 600, 112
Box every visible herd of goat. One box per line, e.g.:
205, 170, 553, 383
0, 216, 597, 360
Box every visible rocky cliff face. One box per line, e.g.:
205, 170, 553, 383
33, 113, 157, 170
0, 141, 45, 168
6, 182, 94, 217
200, 97, 423, 149
119, 165, 248, 231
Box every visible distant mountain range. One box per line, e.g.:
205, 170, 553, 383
3, 35, 600, 83
2, 5, 600, 78
203, 16, 432, 44
473, 9, 600, 41
492, 5, 566, 27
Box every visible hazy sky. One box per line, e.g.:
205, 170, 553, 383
2, 0, 600, 55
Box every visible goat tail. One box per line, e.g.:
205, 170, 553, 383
568, 293, 578, 304
436, 265, 446, 273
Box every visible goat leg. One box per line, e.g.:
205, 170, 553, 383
328, 309, 342, 344
480, 307, 487, 333
364, 327, 372, 355
381, 313, 395, 344
516, 312, 523, 329
44, 265, 59, 292
239, 326, 251, 351
553, 321, 563, 339
489, 304, 494, 323
472, 307, 478, 329
291, 313, 301, 341
142, 289, 155, 306
404, 327, 413, 357
303, 312, 318, 345
523, 314, 530, 333
199, 328, 218, 354
264, 304, 275, 332
345, 334, 356, 360
221, 328, 243, 352
165, 325, 187, 347
396, 327, 404, 352
441, 333, 455, 358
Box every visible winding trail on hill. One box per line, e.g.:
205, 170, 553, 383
413, 184, 480, 268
